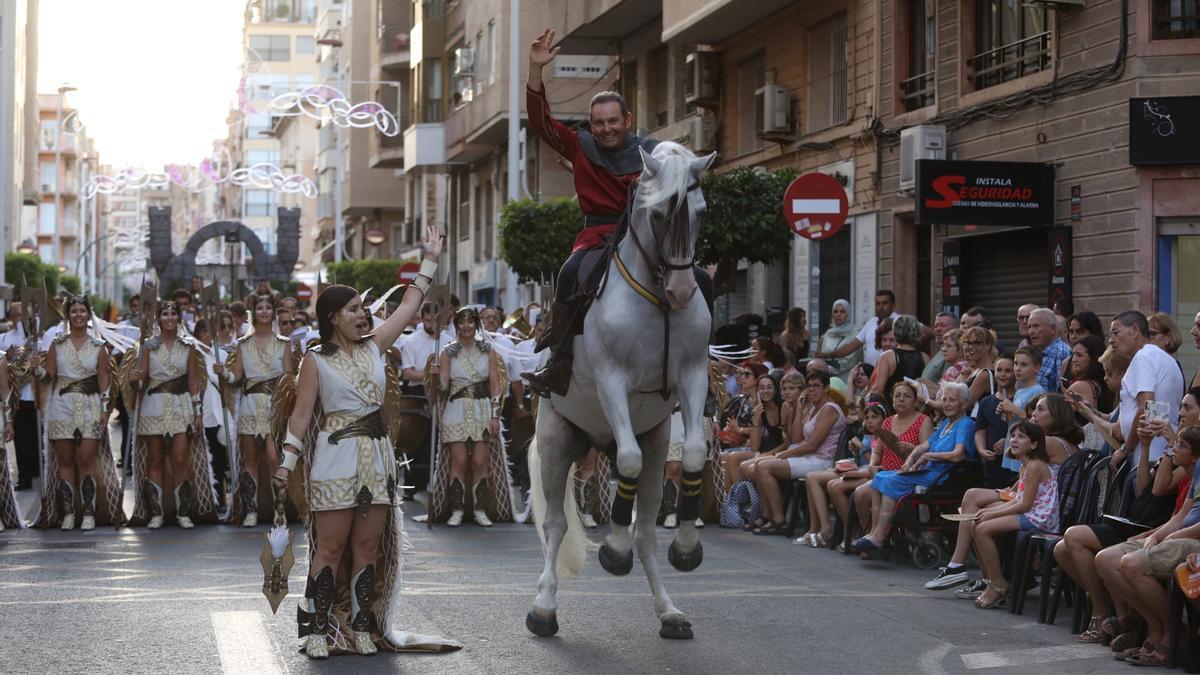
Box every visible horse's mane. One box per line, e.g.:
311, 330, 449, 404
634, 141, 699, 259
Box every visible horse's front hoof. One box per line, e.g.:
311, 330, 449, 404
659, 617, 694, 640
526, 610, 559, 637
598, 543, 634, 576
668, 540, 703, 572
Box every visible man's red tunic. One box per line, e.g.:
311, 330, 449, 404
527, 85, 640, 252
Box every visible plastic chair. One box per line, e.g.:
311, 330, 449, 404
1038, 453, 1111, 625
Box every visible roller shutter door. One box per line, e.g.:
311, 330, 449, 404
961, 229, 1049, 352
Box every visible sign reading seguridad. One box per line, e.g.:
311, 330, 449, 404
915, 159, 1056, 226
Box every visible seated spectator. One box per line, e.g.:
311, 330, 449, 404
1028, 308, 1072, 393
1058, 421, 1194, 645
1063, 334, 1109, 412
744, 371, 847, 535
1139, 386, 1200, 448
974, 356, 1018, 488
1094, 426, 1200, 666
1028, 393, 1085, 468
940, 329, 970, 383
797, 394, 887, 548
1110, 310, 1186, 469
720, 370, 782, 491
816, 299, 861, 381
851, 382, 973, 553
1070, 348, 1130, 453
922, 312, 959, 382
1148, 311, 1186, 381
1067, 310, 1104, 346
852, 382, 932, 532
779, 307, 811, 364
925, 420, 1060, 602
848, 362, 874, 402
751, 335, 788, 371
996, 346, 1047, 474
960, 326, 999, 415
871, 315, 929, 399
716, 364, 764, 479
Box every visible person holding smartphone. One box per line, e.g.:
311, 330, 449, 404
1109, 311, 1186, 469
997, 347, 1046, 474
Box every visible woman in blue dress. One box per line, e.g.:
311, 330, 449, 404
852, 381, 976, 552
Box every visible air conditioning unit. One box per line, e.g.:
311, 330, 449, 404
685, 50, 719, 105
755, 84, 791, 136
454, 47, 475, 76
899, 124, 946, 192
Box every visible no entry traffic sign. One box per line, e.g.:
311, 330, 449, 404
396, 261, 421, 285
783, 172, 849, 240
295, 283, 313, 302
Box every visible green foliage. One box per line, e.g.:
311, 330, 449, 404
696, 167, 798, 266
60, 275, 82, 296
324, 259, 418, 297
88, 294, 111, 318
4, 252, 70, 296
498, 198, 583, 284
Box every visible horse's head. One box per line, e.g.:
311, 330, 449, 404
635, 142, 717, 310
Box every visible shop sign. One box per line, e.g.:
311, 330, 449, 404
915, 160, 1055, 226
1049, 227, 1072, 309
941, 239, 961, 317
1129, 97, 1200, 165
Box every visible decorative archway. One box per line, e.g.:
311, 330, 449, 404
149, 207, 300, 287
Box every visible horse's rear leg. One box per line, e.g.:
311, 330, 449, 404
528, 441, 574, 637
633, 419, 692, 639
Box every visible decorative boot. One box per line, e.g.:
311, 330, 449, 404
446, 478, 464, 527
175, 480, 195, 529
578, 480, 598, 529
144, 479, 164, 529
80, 475, 97, 531
298, 565, 334, 659
58, 481, 76, 531
239, 471, 258, 527
661, 479, 679, 529
472, 479, 493, 527
350, 564, 378, 655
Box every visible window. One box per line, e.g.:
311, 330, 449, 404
245, 112, 272, 138
473, 181, 483, 261
1153, 0, 1200, 39
900, 0, 936, 111
487, 20, 497, 84
421, 58, 443, 122
484, 179, 494, 259
244, 189, 275, 217
807, 13, 848, 132
971, 0, 1049, 90
1157, 222, 1200, 377
246, 150, 280, 166
39, 244, 53, 264
40, 121, 58, 151
39, 204, 57, 234
736, 52, 765, 154
40, 162, 57, 193
651, 47, 670, 129
296, 35, 315, 55
249, 34, 291, 61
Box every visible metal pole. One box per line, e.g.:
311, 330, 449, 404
333, 53, 345, 263
79, 157, 87, 289
505, 0, 522, 312
54, 92, 63, 266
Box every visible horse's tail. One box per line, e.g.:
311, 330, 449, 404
529, 438, 587, 580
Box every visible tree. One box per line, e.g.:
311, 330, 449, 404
5, 252, 66, 297
696, 167, 798, 293
498, 198, 582, 284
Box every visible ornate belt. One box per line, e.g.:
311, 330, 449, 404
244, 378, 276, 396
147, 375, 189, 396
59, 375, 100, 396
448, 381, 489, 402
326, 408, 387, 444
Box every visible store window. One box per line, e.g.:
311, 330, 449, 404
1153, 1, 1200, 39
969, 0, 1049, 90
1157, 221, 1200, 377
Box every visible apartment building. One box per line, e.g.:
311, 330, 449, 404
877, 0, 1200, 370
34, 92, 103, 272
551, 0, 880, 330
0, 0, 39, 286
272, 112, 319, 279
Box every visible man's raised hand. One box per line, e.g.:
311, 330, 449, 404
529, 28, 559, 67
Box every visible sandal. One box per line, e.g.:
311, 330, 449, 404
743, 518, 768, 532
810, 533, 826, 548
794, 533, 815, 546
974, 587, 1009, 609
1077, 617, 1108, 644
753, 521, 787, 535
852, 537, 879, 552
1112, 633, 1141, 655
1127, 641, 1170, 667
1114, 646, 1142, 662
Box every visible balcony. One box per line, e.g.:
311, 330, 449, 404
556, 0, 662, 53
403, 123, 445, 172
662, 0, 795, 44
970, 31, 1051, 90
379, 24, 411, 71
317, 4, 342, 43
444, 83, 507, 164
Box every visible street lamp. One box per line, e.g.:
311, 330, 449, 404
17, 239, 35, 256
55, 85, 77, 268
293, 261, 305, 271
75, 230, 118, 286
365, 228, 386, 246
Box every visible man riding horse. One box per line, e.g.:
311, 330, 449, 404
522, 29, 711, 398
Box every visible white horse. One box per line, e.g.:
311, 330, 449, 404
527, 141, 716, 640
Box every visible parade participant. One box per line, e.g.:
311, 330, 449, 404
273, 224, 459, 658
34, 296, 124, 530
214, 294, 295, 527
215, 310, 238, 351
129, 301, 215, 530
399, 302, 441, 396
521, 28, 712, 397
0, 354, 19, 531
432, 307, 510, 527
1, 302, 39, 490
172, 289, 196, 332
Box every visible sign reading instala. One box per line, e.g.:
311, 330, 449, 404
783, 173, 849, 240
915, 159, 1055, 226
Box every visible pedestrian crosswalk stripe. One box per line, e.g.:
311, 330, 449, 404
960, 644, 1103, 669
210, 610, 283, 675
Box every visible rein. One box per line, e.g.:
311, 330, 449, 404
604, 177, 701, 400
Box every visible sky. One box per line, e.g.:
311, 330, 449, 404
37, 0, 247, 169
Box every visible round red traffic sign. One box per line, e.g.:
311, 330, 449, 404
295, 283, 313, 302
783, 173, 849, 240
396, 261, 421, 284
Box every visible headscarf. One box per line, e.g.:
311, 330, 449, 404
824, 299, 856, 340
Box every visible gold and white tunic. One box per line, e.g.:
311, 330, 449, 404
236, 334, 286, 437
439, 341, 492, 444
308, 339, 396, 512
137, 336, 196, 437
47, 334, 106, 441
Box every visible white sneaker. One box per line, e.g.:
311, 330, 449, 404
305, 634, 329, 659
580, 513, 598, 529
0, 521, 5, 532
353, 631, 377, 656
925, 566, 970, 590
60, 513, 76, 531
147, 515, 164, 530
447, 510, 464, 527
473, 510, 493, 527
242, 512, 257, 528
694, 518, 705, 528
663, 513, 678, 529
177, 516, 195, 530
81, 515, 95, 531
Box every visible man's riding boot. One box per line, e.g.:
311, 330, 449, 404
533, 302, 574, 354
524, 349, 574, 398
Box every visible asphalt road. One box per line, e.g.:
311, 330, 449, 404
0, 485, 1158, 675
